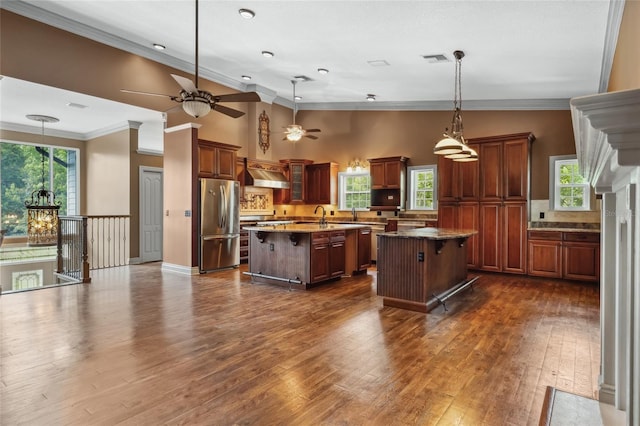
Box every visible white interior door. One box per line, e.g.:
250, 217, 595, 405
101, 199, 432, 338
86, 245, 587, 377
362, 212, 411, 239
140, 167, 163, 263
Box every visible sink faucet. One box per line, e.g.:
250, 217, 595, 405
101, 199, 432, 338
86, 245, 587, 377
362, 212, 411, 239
314, 205, 327, 226
351, 207, 357, 222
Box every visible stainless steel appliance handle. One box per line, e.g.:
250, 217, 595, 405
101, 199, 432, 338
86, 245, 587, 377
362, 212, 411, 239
220, 185, 227, 229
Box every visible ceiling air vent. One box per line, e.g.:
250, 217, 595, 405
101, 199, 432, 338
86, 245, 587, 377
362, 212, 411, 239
422, 54, 449, 63
367, 60, 390, 67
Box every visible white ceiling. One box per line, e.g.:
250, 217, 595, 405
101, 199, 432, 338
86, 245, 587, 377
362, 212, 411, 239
0, 0, 620, 137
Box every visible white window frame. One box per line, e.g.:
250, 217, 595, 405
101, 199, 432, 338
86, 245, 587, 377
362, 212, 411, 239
407, 165, 438, 211
549, 155, 590, 211
338, 172, 371, 211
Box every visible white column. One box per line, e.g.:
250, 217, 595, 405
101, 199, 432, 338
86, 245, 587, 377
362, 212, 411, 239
599, 192, 617, 404
615, 187, 629, 411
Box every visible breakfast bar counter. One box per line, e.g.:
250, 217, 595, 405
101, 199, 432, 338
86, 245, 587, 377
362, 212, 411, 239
243, 223, 372, 289
377, 227, 478, 313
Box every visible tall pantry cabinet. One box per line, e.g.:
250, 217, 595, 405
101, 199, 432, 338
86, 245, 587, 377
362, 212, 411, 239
438, 132, 534, 274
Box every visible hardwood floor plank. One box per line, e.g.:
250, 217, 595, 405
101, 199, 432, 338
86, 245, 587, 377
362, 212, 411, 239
0, 264, 600, 425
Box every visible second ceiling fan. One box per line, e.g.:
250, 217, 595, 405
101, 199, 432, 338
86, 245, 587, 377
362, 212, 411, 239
284, 80, 321, 142
121, 0, 260, 119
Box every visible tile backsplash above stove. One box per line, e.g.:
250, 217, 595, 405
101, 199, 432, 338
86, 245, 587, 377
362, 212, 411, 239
240, 187, 273, 214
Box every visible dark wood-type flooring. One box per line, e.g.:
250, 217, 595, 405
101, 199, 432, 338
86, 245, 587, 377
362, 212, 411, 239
1, 264, 600, 425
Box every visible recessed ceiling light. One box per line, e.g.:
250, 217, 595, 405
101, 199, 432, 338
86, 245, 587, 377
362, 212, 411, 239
366, 94, 376, 102
317, 68, 329, 75
261, 51, 274, 58
294, 96, 302, 101
241, 75, 252, 81
153, 43, 165, 51
239, 8, 255, 19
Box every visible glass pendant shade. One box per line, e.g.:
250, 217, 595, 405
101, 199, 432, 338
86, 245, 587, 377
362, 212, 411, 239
25, 115, 60, 246
286, 125, 304, 142
454, 146, 479, 162
445, 146, 471, 159
182, 99, 211, 118
434, 135, 464, 155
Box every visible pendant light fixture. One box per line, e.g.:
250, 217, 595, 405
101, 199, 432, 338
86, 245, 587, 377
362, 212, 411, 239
434, 50, 478, 162
24, 114, 60, 246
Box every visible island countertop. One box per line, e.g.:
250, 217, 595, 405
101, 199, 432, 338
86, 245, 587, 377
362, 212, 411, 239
243, 223, 371, 233
379, 227, 477, 240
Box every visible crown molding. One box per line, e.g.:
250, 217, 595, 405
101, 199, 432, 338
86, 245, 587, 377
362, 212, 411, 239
0, 120, 133, 140
280, 98, 571, 111
598, 0, 626, 93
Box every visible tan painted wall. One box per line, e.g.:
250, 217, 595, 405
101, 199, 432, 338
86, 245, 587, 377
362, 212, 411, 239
275, 109, 576, 201
0, 11, 251, 150
85, 130, 130, 215
608, 0, 640, 92
129, 129, 163, 259
163, 126, 196, 268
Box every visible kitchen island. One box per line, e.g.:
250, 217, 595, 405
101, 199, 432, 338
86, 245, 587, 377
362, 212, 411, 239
377, 227, 478, 313
243, 223, 372, 289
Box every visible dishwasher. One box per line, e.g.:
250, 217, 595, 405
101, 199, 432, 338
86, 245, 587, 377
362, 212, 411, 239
370, 225, 386, 262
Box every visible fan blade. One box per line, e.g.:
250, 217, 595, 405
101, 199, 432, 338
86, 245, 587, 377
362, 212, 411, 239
305, 134, 319, 140
171, 74, 198, 93
305, 129, 321, 133
214, 92, 261, 103
213, 103, 245, 119
121, 89, 177, 100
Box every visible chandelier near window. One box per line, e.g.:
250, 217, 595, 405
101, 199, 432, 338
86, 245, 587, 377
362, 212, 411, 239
433, 50, 478, 162
24, 114, 60, 246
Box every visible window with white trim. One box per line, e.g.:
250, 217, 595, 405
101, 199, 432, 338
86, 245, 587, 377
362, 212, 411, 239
338, 172, 371, 210
550, 156, 590, 211
408, 165, 437, 210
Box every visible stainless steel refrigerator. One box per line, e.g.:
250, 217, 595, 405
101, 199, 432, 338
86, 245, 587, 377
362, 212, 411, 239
199, 178, 240, 272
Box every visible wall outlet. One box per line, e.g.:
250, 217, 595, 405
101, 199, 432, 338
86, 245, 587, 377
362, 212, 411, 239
184, 210, 191, 217
539, 212, 545, 219
330, 210, 334, 216
269, 243, 274, 251
284, 210, 287, 215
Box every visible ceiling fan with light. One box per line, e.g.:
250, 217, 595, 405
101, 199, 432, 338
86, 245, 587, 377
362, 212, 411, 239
284, 80, 321, 142
121, 0, 260, 119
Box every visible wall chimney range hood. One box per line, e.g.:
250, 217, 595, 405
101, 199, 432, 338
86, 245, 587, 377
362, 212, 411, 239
242, 158, 290, 189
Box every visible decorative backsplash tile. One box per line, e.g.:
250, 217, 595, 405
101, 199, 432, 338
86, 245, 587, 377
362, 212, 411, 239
530, 199, 601, 224
240, 187, 273, 214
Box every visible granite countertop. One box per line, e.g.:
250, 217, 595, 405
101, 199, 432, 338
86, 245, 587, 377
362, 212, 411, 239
243, 223, 371, 233
527, 227, 601, 233
379, 228, 477, 240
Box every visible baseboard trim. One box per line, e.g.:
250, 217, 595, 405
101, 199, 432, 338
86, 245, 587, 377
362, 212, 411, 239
599, 383, 616, 405
129, 257, 142, 265
161, 262, 199, 275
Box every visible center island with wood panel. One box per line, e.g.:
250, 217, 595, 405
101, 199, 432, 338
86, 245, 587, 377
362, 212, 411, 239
242, 223, 372, 289
377, 227, 478, 313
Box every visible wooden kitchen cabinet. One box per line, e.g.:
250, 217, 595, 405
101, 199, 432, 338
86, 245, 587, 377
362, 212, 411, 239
311, 230, 346, 282
311, 232, 330, 282
528, 231, 563, 278
239, 228, 249, 264
438, 133, 534, 275
329, 231, 346, 277
528, 230, 600, 281
197, 140, 238, 180
562, 232, 600, 282
274, 159, 313, 205
305, 162, 338, 205
369, 157, 405, 189
503, 202, 527, 274
438, 144, 479, 202
368, 156, 408, 210
357, 228, 372, 270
